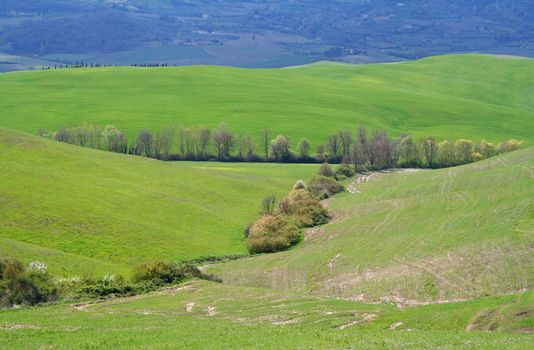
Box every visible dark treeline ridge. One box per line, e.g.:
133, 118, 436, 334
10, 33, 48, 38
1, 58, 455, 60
39, 62, 183, 70
41, 123, 523, 171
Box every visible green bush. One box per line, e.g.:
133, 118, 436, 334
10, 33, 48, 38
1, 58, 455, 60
278, 189, 330, 227
308, 175, 345, 199
246, 215, 301, 254
318, 163, 335, 178
132, 261, 199, 285
335, 164, 355, 180
0, 259, 58, 308
76, 275, 157, 299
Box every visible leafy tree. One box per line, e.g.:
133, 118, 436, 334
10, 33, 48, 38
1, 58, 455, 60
297, 138, 311, 158
101, 124, 124, 152
437, 140, 456, 167
455, 139, 474, 164
270, 135, 291, 162
421, 137, 438, 168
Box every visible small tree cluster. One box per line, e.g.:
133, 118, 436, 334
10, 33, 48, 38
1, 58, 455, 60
246, 179, 332, 254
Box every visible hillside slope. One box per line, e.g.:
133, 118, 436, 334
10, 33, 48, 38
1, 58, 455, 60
0, 280, 532, 349
209, 148, 534, 303
0, 55, 532, 145
0, 129, 317, 276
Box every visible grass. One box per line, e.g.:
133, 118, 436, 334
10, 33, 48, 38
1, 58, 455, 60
0, 280, 532, 349
0, 129, 318, 276
0, 54, 532, 146
208, 147, 534, 302
0, 54, 532, 348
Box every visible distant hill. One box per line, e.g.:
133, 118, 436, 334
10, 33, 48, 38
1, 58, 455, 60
0, 54, 532, 145
0, 0, 532, 69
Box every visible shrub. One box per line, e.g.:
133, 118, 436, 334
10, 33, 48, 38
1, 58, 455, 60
335, 164, 355, 180
246, 215, 301, 254
498, 139, 522, 154
293, 180, 308, 191
278, 189, 330, 227
0, 259, 24, 280
318, 162, 335, 178
132, 261, 199, 285
308, 175, 345, 199
260, 194, 276, 215
0, 259, 58, 307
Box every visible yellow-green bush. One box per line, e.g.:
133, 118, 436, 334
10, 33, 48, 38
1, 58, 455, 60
246, 215, 301, 254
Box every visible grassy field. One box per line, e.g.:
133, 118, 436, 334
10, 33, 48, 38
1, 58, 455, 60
0, 54, 532, 146
0, 129, 317, 276
0, 280, 532, 349
208, 147, 534, 303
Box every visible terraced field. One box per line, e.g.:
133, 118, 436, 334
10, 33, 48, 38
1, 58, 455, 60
0, 55, 532, 146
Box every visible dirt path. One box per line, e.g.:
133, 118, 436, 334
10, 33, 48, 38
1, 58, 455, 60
347, 169, 423, 195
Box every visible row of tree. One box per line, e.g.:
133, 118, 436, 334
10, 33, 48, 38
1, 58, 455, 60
41, 123, 523, 170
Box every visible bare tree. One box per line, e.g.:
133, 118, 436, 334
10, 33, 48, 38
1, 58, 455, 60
54, 127, 71, 143
327, 134, 340, 161
136, 130, 153, 157
244, 136, 255, 159
197, 128, 211, 158
178, 126, 185, 158
155, 127, 174, 157
369, 130, 395, 169
213, 123, 234, 160
351, 142, 366, 172
260, 195, 276, 215
185, 128, 196, 158
338, 130, 353, 160
237, 134, 246, 159
260, 128, 270, 160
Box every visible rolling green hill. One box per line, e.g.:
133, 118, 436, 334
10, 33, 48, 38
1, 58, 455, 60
0, 55, 533, 147
0, 129, 317, 276
209, 147, 534, 303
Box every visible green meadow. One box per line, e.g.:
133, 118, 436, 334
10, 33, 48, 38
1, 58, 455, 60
0, 281, 532, 349
0, 54, 532, 146
0, 54, 533, 349
0, 129, 317, 276
209, 147, 534, 303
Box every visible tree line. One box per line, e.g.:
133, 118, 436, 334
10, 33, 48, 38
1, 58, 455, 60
41, 123, 523, 170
